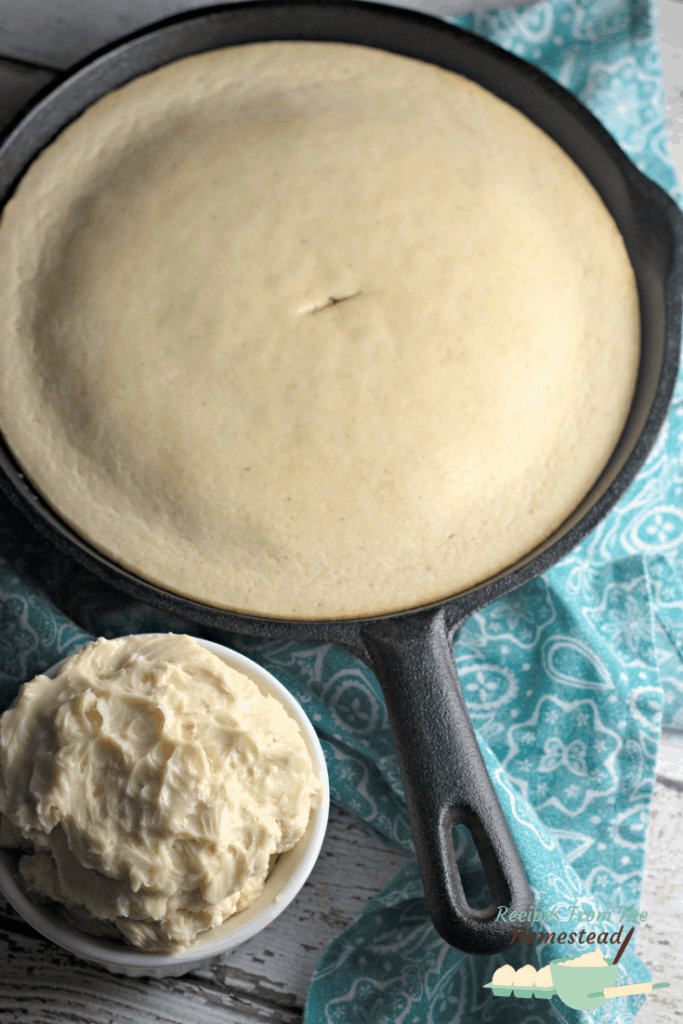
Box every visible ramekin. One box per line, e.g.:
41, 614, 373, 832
0, 634, 330, 977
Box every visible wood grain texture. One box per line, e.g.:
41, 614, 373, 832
659, 0, 683, 193
635, 735, 683, 1024
0, 0, 541, 72
0, 803, 411, 1023
0, 2, 681, 1020
2, 753, 680, 1024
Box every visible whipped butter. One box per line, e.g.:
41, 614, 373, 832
0, 634, 324, 952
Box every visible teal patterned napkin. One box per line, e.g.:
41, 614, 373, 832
0, 0, 681, 1020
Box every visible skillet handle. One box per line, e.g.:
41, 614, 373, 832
360, 605, 532, 955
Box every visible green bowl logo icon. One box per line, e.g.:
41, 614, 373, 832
549, 958, 618, 1010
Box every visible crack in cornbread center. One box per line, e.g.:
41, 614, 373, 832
0, 41, 640, 618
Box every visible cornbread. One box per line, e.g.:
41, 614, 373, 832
0, 42, 639, 618
0, 634, 323, 952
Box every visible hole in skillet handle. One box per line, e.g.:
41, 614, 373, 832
451, 824, 494, 910
360, 606, 533, 955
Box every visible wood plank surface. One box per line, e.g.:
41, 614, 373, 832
0, 803, 411, 1023
636, 733, 683, 1024
0, 2, 681, 1020
1, 755, 681, 1024
659, 0, 683, 192
0, 0, 535, 71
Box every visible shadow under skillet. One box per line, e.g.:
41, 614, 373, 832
0, 488, 199, 650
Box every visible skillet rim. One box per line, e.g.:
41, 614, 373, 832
0, 0, 680, 645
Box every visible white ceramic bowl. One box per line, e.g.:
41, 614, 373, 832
0, 634, 330, 977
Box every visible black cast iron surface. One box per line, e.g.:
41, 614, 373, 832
0, 0, 682, 956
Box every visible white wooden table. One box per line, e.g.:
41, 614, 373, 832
0, 2, 682, 1020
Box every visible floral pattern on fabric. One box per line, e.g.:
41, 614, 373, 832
0, 0, 680, 1019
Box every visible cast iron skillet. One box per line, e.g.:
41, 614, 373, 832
0, 0, 682, 958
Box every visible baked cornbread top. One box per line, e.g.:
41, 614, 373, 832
0, 42, 639, 618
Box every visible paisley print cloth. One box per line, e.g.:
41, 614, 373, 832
0, 0, 681, 1019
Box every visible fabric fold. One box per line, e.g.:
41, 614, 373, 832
0, 0, 681, 1019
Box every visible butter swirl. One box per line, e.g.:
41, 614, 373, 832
0, 634, 323, 952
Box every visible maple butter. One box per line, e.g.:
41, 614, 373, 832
0, 634, 323, 952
